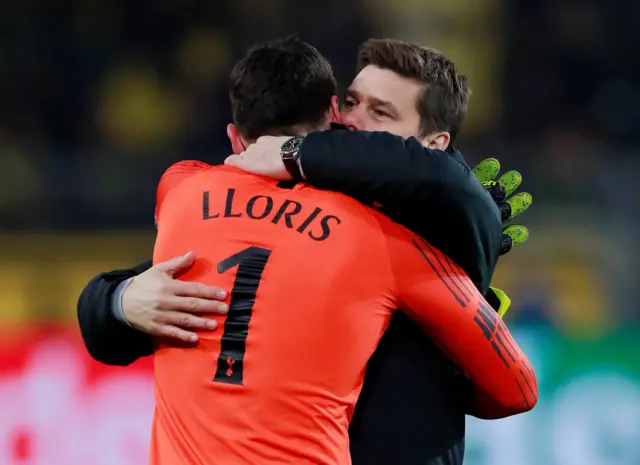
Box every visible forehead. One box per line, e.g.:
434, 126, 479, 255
348, 65, 422, 112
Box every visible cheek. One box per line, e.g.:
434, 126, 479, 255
339, 107, 358, 125
365, 119, 404, 134
341, 108, 380, 131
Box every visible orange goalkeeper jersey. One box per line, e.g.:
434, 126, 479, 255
151, 161, 537, 465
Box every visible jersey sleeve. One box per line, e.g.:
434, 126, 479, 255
155, 160, 212, 224
382, 220, 538, 418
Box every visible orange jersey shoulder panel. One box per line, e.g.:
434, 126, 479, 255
155, 160, 214, 223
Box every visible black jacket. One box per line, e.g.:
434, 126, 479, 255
77, 128, 502, 465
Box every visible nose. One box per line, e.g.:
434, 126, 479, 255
340, 107, 361, 131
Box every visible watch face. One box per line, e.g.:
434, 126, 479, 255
281, 136, 304, 153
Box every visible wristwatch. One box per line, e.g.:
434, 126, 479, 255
280, 136, 305, 181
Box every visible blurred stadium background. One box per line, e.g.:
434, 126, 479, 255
1, 1, 639, 464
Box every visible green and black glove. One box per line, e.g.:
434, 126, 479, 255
472, 158, 532, 317
472, 158, 532, 256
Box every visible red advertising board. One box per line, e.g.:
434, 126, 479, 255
0, 325, 155, 465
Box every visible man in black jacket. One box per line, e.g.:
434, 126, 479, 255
77, 38, 530, 465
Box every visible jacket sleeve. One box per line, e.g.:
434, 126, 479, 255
76, 260, 154, 366
299, 129, 502, 293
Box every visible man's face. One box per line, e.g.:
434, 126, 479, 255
341, 64, 450, 149
341, 65, 423, 139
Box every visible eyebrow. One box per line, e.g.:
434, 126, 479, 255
345, 89, 398, 114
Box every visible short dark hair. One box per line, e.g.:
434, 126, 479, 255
356, 38, 470, 141
229, 35, 337, 140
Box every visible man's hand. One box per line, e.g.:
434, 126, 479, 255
122, 252, 228, 342
471, 158, 532, 256
225, 136, 293, 180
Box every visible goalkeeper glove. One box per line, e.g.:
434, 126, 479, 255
471, 158, 532, 256
471, 158, 532, 318
485, 287, 511, 318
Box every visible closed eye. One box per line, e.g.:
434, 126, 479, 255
374, 109, 390, 117
343, 98, 357, 109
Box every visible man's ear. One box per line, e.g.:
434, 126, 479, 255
227, 123, 247, 154
329, 95, 341, 124
421, 131, 451, 151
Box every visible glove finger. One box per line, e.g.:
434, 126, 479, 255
497, 170, 522, 198
498, 200, 512, 222
506, 192, 532, 220
488, 287, 511, 318
499, 233, 513, 255
472, 158, 500, 183
503, 225, 529, 247
482, 180, 507, 203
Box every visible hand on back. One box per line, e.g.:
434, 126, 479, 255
122, 252, 228, 342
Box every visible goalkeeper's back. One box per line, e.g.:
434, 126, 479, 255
150, 161, 537, 465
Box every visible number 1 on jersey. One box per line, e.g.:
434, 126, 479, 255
214, 246, 272, 385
